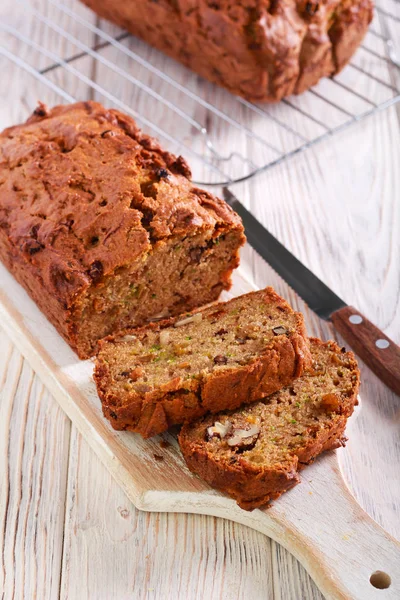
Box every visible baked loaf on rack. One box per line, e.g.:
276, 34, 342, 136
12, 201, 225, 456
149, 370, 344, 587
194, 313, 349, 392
79, 0, 374, 102
179, 338, 360, 510
94, 287, 312, 437
0, 101, 245, 358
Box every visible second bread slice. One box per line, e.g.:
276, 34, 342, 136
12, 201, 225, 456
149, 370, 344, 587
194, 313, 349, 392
179, 338, 360, 510
95, 287, 311, 437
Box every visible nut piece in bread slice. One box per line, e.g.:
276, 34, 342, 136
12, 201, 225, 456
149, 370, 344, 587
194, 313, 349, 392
179, 338, 360, 510
94, 287, 312, 437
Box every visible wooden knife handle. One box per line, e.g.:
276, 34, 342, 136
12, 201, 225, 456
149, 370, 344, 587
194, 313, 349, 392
331, 305, 400, 396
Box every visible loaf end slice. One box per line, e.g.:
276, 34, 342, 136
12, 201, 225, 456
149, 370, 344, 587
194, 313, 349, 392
94, 287, 312, 437
179, 338, 360, 510
0, 101, 245, 358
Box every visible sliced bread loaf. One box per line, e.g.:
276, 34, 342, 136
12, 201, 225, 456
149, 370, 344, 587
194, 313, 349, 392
94, 287, 312, 437
179, 338, 360, 510
0, 101, 245, 358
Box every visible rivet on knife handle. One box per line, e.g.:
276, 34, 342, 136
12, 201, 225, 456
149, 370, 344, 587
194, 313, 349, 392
330, 306, 400, 396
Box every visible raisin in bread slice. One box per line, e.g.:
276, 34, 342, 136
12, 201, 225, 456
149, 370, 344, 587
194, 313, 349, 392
94, 287, 311, 437
179, 338, 360, 510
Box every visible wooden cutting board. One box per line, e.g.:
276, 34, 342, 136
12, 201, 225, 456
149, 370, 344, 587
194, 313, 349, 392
0, 261, 399, 600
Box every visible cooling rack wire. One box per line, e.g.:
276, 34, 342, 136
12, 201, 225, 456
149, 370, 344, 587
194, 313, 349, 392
1, 0, 399, 185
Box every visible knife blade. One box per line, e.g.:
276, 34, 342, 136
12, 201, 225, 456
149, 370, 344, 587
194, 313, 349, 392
223, 187, 400, 396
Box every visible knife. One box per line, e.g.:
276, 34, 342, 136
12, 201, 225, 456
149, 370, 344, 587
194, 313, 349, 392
223, 187, 400, 396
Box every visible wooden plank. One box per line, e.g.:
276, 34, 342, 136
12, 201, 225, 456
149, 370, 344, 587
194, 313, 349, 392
0, 0, 97, 73
271, 541, 324, 600
60, 427, 275, 600
0, 0, 98, 127
1, 261, 399, 600
236, 101, 400, 542
0, 330, 71, 600
0, 0, 399, 598
0, 4, 96, 599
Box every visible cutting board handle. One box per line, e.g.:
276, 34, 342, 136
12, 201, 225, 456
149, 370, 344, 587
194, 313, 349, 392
143, 452, 400, 600
331, 305, 400, 396
258, 454, 400, 600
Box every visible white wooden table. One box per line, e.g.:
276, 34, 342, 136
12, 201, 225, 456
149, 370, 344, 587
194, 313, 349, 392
1, 1, 399, 598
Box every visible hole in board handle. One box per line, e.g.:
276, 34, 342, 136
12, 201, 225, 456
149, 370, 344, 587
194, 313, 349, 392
370, 571, 391, 589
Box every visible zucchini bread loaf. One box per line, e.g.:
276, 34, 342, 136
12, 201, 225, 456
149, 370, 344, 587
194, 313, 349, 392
80, 0, 373, 102
0, 101, 245, 358
179, 338, 360, 510
94, 287, 312, 437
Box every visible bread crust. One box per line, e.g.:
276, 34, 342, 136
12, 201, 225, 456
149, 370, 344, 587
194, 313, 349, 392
0, 101, 244, 357
94, 287, 312, 437
179, 338, 360, 510
79, 0, 373, 102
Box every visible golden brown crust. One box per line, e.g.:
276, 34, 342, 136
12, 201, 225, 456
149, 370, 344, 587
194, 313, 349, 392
94, 287, 312, 437
0, 101, 244, 357
179, 338, 360, 510
79, 0, 373, 102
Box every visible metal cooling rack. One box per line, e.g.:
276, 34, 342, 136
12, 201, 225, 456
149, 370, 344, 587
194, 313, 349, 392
1, 0, 399, 185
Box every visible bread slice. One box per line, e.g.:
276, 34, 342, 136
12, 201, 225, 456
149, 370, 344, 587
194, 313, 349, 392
94, 287, 312, 437
179, 338, 360, 510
